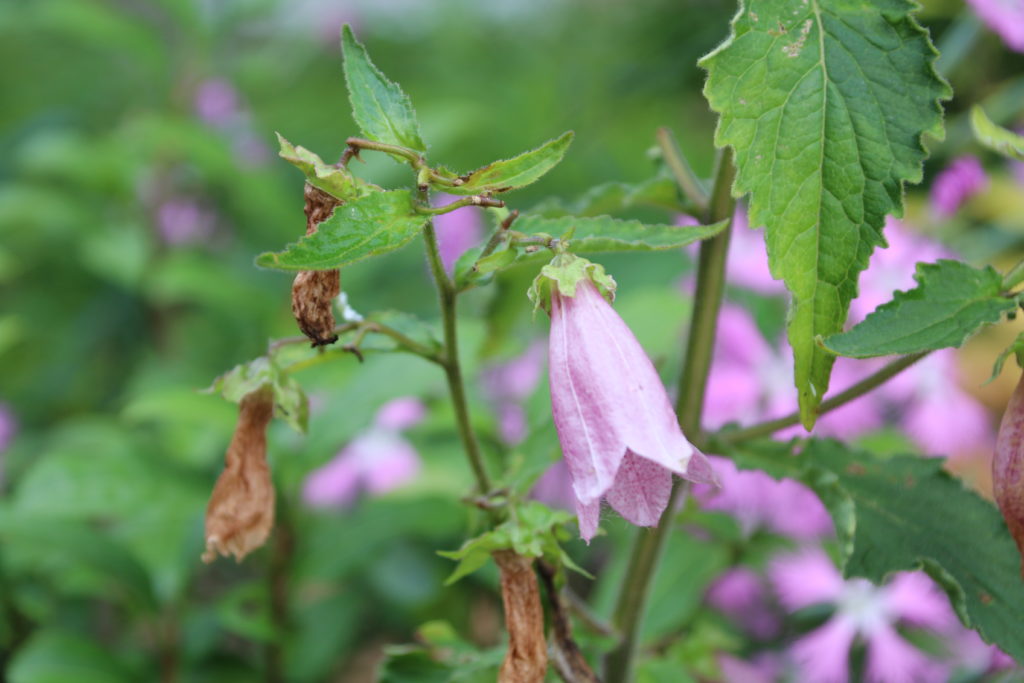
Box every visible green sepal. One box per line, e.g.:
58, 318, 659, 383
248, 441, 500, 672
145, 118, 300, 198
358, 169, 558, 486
988, 330, 1024, 384
205, 357, 309, 434
527, 252, 616, 313
971, 106, 1024, 162
441, 131, 574, 196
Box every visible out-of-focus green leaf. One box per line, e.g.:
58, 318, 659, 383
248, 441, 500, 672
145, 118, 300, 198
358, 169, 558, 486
971, 106, 1024, 161
276, 133, 378, 200
7, 629, 142, 683
341, 25, 426, 153
518, 214, 727, 252
701, 0, 950, 427
732, 439, 1024, 660
532, 176, 688, 216
989, 331, 1024, 384
441, 131, 573, 196
207, 357, 309, 434
362, 310, 443, 355
255, 191, 426, 271
378, 621, 505, 683
824, 260, 1017, 357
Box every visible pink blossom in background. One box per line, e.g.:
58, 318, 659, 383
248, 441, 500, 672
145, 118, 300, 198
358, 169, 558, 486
432, 194, 484, 273
965, 0, 1024, 52
696, 455, 833, 541
156, 199, 216, 246
706, 567, 782, 639
530, 461, 576, 512
0, 403, 15, 453
770, 548, 955, 682
946, 627, 1016, 674
302, 398, 424, 508
717, 652, 783, 683
194, 79, 239, 127
679, 204, 782, 296
930, 156, 988, 218
1013, 161, 1024, 186
547, 279, 716, 542
481, 342, 545, 444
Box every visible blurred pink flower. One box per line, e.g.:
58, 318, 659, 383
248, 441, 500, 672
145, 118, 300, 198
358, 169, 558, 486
930, 156, 988, 218
680, 204, 781, 296
696, 455, 833, 541
432, 194, 484, 273
770, 548, 955, 683
156, 199, 216, 246
965, 0, 1024, 52
530, 460, 576, 512
481, 342, 545, 444
717, 652, 784, 683
946, 627, 1017, 674
548, 279, 715, 542
706, 567, 782, 639
0, 403, 15, 453
194, 79, 239, 127
302, 398, 424, 508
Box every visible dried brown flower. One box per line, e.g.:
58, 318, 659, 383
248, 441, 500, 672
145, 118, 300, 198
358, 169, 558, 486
202, 386, 276, 563
291, 184, 343, 347
493, 550, 548, 683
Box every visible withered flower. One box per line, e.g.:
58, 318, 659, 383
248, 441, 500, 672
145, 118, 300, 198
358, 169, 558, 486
202, 386, 276, 563
493, 550, 548, 683
291, 183, 342, 346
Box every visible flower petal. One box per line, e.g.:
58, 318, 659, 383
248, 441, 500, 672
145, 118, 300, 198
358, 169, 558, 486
769, 548, 845, 611
575, 497, 601, 544
790, 616, 857, 683
865, 623, 945, 683
604, 451, 672, 527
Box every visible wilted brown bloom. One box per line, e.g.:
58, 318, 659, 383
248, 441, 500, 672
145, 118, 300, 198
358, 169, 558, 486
291, 184, 342, 346
202, 386, 276, 563
493, 550, 548, 683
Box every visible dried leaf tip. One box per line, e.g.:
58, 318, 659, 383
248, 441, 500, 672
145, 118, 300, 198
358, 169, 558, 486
202, 386, 276, 563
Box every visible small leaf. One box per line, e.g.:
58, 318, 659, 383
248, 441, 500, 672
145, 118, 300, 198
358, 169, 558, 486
341, 25, 425, 153
442, 132, 574, 196
971, 106, 1024, 162
256, 191, 426, 272
824, 260, 1018, 357
988, 331, 1024, 384
517, 214, 727, 252
276, 133, 377, 200
206, 357, 309, 433
701, 0, 950, 427
732, 439, 1024, 660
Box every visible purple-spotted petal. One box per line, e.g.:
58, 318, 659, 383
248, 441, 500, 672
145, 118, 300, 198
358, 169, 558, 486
604, 451, 673, 527
575, 497, 601, 543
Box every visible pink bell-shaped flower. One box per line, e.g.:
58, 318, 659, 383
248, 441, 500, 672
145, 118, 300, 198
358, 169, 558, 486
995, 371, 1024, 576
532, 254, 716, 541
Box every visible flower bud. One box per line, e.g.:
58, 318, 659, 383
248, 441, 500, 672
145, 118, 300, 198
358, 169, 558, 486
202, 386, 276, 563
995, 372, 1024, 576
291, 184, 342, 346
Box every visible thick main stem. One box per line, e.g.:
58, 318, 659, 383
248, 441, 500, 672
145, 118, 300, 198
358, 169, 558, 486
604, 148, 736, 683
422, 217, 492, 494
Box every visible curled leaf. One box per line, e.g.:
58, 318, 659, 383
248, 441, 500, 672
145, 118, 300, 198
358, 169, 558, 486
291, 184, 343, 346
202, 387, 276, 563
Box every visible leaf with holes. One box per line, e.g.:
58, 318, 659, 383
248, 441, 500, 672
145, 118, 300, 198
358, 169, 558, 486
701, 0, 949, 427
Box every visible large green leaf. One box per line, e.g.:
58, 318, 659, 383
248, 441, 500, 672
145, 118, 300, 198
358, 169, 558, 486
824, 260, 1017, 357
256, 190, 426, 272
971, 106, 1024, 162
276, 133, 378, 200
731, 439, 1024, 660
441, 132, 573, 196
517, 214, 728, 252
341, 25, 426, 153
701, 0, 949, 427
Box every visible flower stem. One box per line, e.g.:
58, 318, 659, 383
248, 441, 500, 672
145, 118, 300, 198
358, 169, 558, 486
421, 206, 493, 495
717, 351, 930, 445
604, 147, 735, 683
656, 127, 709, 216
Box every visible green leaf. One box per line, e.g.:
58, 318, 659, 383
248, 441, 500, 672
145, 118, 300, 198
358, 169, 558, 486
531, 176, 689, 217
276, 133, 378, 200
7, 630, 140, 683
341, 25, 426, 153
361, 310, 443, 355
732, 439, 1024, 660
255, 190, 426, 272
701, 0, 950, 427
971, 106, 1024, 162
824, 260, 1017, 357
441, 132, 573, 196
207, 357, 309, 433
517, 214, 727, 252
989, 331, 1024, 384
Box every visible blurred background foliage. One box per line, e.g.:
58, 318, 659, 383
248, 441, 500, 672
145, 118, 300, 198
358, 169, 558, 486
1, 0, 1023, 681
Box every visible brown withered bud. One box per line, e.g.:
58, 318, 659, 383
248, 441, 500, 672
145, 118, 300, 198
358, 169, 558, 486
291, 184, 343, 347
995, 371, 1024, 577
202, 386, 276, 563
493, 550, 548, 683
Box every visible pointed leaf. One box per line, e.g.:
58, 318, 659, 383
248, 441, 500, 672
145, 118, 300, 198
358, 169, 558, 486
442, 132, 573, 195
971, 106, 1024, 162
517, 214, 727, 252
341, 25, 425, 153
276, 133, 377, 200
732, 439, 1024, 660
256, 190, 426, 271
824, 260, 1017, 357
701, 0, 950, 427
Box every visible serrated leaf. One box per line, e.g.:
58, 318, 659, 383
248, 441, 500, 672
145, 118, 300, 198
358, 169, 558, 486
517, 214, 728, 252
824, 260, 1017, 357
701, 0, 950, 428
732, 439, 1024, 660
276, 133, 377, 200
206, 357, 309, 433
971, 106, 1024, 162
256, 190, 426, 271
442, 132, 573, 196
341, 25, 425, 153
